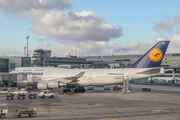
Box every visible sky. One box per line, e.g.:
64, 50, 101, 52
0, 0, 180, 57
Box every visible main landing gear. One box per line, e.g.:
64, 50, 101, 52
63, 87, 86, 93
63, 89, 71, 93
74, 87, 85, 93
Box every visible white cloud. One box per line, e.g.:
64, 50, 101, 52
32, 10, 123, 42
126, 36, 180, 55
126, 40, 157, 54
34, 41, 130, 57
167, 35, 180, 53
2, 37, 179, 57
0, 48, 23, 56
0, 0, 72, 13
153, 14, 180, 32
0, 0, 123, 43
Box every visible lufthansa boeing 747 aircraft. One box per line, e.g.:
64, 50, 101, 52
10, 41, 170, 93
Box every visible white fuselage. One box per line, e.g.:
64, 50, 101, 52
10, 67, 164, 87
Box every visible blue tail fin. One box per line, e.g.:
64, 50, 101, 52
130, 41, 170, 68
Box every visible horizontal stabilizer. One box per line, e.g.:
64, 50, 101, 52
136, 68, 161, 74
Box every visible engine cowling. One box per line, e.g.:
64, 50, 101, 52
47, 80, 59, 89
37, 80, 67, 90
37, 82, 48, 90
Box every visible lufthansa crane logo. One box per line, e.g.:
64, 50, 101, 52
149, 48, 163, 62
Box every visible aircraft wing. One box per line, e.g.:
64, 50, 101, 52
37, 71, 86, 89
64, 71, 86, 80
46, 71, 85, 84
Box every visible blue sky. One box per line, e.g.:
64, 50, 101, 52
72, 0, 180, 44
0, 0, 180, 56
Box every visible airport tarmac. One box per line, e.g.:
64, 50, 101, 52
0, 84, 180, 120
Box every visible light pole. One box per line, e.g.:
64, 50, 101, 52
26, 36, 29, 57
24, 47, 26, 57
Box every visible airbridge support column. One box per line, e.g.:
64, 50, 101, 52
122, 79, 130, 94
172, 69, 175, 78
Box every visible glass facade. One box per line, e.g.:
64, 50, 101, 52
10, 63, 15, 69
0, 58, 9, 72
31, 49, 51, 66
21, 57, 31, 67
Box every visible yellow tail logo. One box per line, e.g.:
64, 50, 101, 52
149, 48, 163, 62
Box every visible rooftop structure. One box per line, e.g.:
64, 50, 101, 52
31, 49, 94, 67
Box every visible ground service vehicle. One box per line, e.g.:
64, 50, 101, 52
15, 108, 36, 118
87, 86, 94, 90
0, 88, 8, 95
104, 86, 111, 90
38, 90, 54, 98
0, 104, 8, 119
113, 85, 122, 90
141, 88, 151, 92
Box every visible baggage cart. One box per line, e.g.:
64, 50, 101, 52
28, 94, 37, 99
5, 93, 14, 100
17, 94, 26, 99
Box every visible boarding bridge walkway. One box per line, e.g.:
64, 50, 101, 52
0, 73, 27, 87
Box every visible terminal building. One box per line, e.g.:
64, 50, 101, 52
0, 56, 31, 73
31, 49, 93, 69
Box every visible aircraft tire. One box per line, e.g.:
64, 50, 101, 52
74, 88, 78, 93
81, 88, 85, 93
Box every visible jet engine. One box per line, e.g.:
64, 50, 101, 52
37, 82, 48, 90
47, 80, 59, 89
37, 80, 67, 90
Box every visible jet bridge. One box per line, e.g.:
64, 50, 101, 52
0, 73, 27, 87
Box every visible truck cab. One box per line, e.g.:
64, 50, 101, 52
0, 104, 8, 119
38, 90, 54, 98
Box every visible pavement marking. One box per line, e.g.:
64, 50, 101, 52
8, 103, 117, 120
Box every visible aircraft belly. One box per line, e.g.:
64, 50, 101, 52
77, 76, 123, 86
